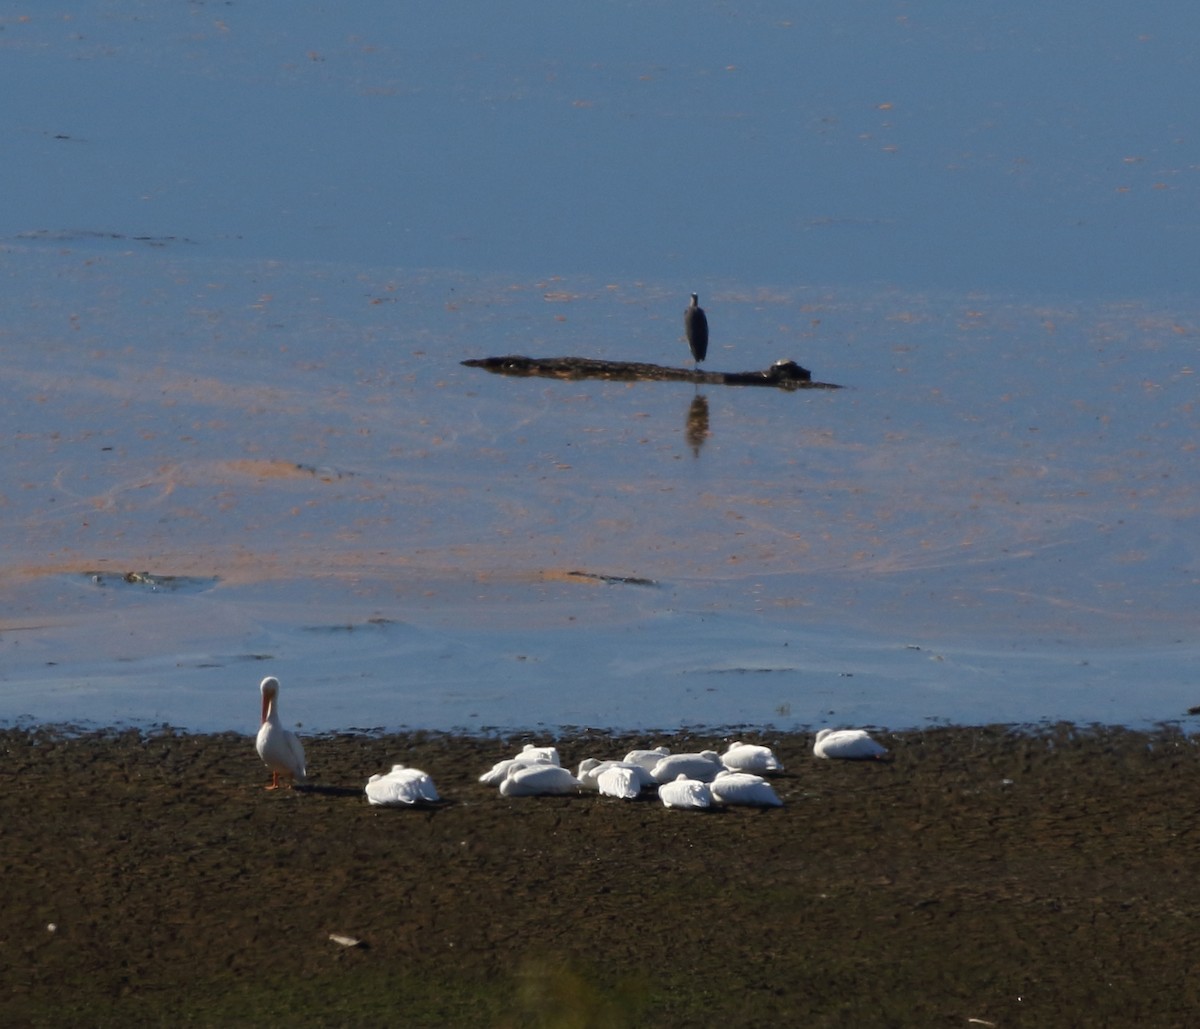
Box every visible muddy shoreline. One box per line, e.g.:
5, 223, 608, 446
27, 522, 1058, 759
3, 723, 1198, 1026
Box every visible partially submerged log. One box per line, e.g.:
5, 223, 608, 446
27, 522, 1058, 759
462, 355, 841, 390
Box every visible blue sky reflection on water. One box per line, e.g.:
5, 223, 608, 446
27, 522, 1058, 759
2, 3, 1197, 294
0, 4, 1197, 733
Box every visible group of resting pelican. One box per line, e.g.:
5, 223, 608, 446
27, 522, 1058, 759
256, 675, 888, 808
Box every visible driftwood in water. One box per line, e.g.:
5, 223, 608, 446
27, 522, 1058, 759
462, 355, 841, 390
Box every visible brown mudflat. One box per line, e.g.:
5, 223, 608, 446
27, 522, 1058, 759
3, 724, 1198, 1027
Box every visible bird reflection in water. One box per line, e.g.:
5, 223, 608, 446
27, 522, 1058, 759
685, 393, 710, 456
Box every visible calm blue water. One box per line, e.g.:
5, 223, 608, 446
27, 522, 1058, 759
1, 4, 1197, 733
3, 3, 1196, 293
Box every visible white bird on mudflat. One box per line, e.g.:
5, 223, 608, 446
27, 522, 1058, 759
498, 763, 581, 797
576, 753, 652, 796
710, 770, 783, 807
255, 676, 307, 790
623, 746, 670, 773
721, 741, 784, 774
813, 728, 888, 760
365, 764, 440, 806
659, 774, 713, 810
576, 757, 607, 786
595, 764, 649, 800
651, 751, 723, 784
479, 755, 553, 785
515, 743, 561, 766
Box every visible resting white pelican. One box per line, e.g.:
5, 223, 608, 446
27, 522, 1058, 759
813, 728, 888, 760
596, 764, 648, 800
659, 774, 713, 810
623, 746, 670, 772
255, 676, 307, 790
498, 763, 581, 797
479, 755, 553, 785
365, 764, 440, 806
516, 743, 560, 766
721, 742, 784, 773
710, 770, 783, 807
650, 751, 723, 784
576, 759, 654, 794
576, 757, 607, 786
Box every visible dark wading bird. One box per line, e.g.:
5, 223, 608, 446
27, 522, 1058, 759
684, 292, 709, 366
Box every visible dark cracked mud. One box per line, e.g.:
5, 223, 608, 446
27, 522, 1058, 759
2, 723, 1198, 1027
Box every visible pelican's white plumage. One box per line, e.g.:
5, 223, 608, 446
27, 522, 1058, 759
596, 765, 647, 800
710, 770, 783, 807
498, 763, 581, 797
577, 760, 654, 794
516, 743, 561, 766
479, 756, 552, 785
365, 764, 440, 806
576, 758, 607, 786
721, 742, 784, 773
651, 751, 723, 784
623, 747, 670, 773
813, 728, 888, 760
659, 774, 713, 810
255, 676, 307, 790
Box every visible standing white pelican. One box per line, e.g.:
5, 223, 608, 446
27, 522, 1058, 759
365, 764, 440, 806
813, 728, 888, 760
659, 774, 713, 810
255, 676, 307, 790
721, 742, 784, 774
710, 770, 783, 807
